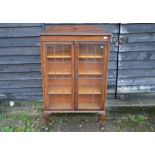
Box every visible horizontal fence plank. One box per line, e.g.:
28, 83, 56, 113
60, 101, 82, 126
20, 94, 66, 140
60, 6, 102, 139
108, 61, 117, 69
120, 24, 155, 34
119, 51, 155, 61
0, 56, 41, 64
118, 60, 155, 69
0, 47, 40, 56
107, 85, 116, 93
108, 69, 116, 77
117, 93, 155, 100
119, 42, 155, 52
0, 64, 41, 72
120, 33, 155, 43
110, 43, 118, 52
0, 72, 41, 80
0, 79, 42, 88
118, 68, 155, 77
0, 23, 42, 28
0, 27, 42, 37
118, 77, 155, 86
0, 37, 40, 47
117, 85, 155, 93
107, 77, 116, 85
109, 52, 117, 60
0, 87, 42, 94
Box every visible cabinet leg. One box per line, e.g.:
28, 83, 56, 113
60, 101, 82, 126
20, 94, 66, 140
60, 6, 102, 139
44, 113, 50, 125
98, 114, 106, 126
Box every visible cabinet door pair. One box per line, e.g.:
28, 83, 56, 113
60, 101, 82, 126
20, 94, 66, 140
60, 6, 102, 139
42, 41, 107, 111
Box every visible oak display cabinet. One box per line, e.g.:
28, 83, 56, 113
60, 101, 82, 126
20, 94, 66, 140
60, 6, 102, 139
40, 25, 110, 122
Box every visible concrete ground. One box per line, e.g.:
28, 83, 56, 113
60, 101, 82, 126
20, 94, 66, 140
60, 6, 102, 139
0, 100, 155, 132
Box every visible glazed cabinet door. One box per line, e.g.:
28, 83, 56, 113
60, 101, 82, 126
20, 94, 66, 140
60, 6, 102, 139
75, 42, 106, 110
43, 42, 75, 110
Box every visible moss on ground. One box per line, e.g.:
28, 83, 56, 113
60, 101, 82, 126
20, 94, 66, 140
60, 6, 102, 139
0, 101, 155, 132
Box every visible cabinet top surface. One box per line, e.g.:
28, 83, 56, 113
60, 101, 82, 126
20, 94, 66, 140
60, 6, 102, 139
41, 25, 111, 36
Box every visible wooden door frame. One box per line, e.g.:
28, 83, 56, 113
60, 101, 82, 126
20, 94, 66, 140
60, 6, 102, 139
41, 41, 75, 111
74, 41, 107, 111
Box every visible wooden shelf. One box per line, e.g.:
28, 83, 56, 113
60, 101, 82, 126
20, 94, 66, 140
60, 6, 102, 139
47, 55, 71, 58
79, 72, 102, 76
49, 87, 71, 94
48, 72, 71, 75
79, 87, 101, 94
79, 55, 103, 59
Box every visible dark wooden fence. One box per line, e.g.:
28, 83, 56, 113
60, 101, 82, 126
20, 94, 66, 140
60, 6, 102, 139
117, 24, 155, 99
0, 23, 155, 104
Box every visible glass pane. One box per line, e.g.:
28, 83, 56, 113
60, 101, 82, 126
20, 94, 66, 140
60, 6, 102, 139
46, 44, 73, 110
78, 43, 105, 110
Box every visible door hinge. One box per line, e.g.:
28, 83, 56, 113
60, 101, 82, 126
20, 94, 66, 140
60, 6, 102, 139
119, 36, 128, 44
111, 36, 128, 46
111, 36, 119, 47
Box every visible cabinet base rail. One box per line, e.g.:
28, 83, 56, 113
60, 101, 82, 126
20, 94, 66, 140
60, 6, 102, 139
44, 111, 106, 124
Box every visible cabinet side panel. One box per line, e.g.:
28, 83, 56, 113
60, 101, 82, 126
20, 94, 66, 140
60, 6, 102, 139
41, 43, 49, 110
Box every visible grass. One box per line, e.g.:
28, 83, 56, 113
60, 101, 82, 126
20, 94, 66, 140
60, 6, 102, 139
0, 101, 155, 132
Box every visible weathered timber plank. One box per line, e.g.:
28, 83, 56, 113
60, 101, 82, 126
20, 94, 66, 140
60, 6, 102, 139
118, 60, 155, 69
108, 69, 116, 77
119, 51, 155, 61
118, 69, 155, 77
0, 72, 41, 80
108, 98, 155, 106
117, 93, 155, 100
0, 56, 41, 64
108, 61, 117, 69
0, 47, 40, 56
0, 79, 42, 88
0, 23, 42, 27
120, 24, 155, 34
119, 42, 155, 52
107, 77, 116, 85
0, 37, 40, 47
117, 85, 155, 93
0, 64, 41, 72
0, 87, 42, 94
120, 33, 155, 43
0, 27, 42, 37
118, 77, 155, 86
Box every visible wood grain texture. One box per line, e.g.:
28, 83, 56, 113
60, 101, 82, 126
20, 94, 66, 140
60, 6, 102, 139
117, 23, 155, 97
40, 25, 111, 113
0, 64, 41, 72
0, 27, 42, 37
118, 60, 155, 69
0, 23, 42, 27
0, 56, 41, 64
118, 69, 155, 77
119, 51, 155, 61
0, 37, 40, 47
0, 47, 40, 56
46, 23, 119, 34
119, 42, 155, 52
120, 23, 155, 34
